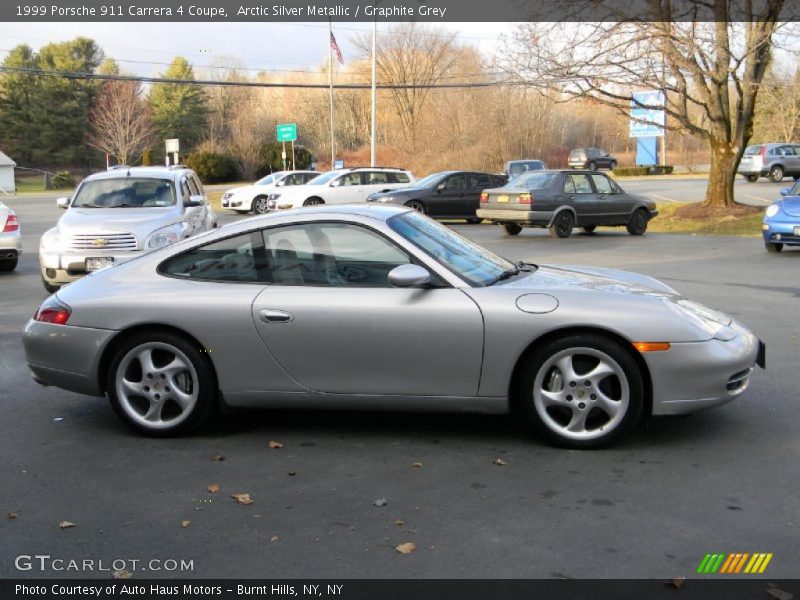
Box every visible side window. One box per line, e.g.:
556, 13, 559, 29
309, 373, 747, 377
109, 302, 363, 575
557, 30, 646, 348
303, 173, 318, 183
366, 171, 390, 184
390, 172, 411, 184
262, 222, 411, 288
338, 173, 363, 186
563, 175, 576, 194
590, 174, 613, 194
180, 179, 192, 203
185, 176, 200, 197
567, 174, 593, 193
283, 174, 302, 185
470, 174, 492, 188
190, 174, 205, 197
445, 174, 466, 190
160, 231, 268, 283
780, 146, 795, 156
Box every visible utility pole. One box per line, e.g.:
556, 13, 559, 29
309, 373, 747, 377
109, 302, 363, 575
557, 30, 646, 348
370, 14, 377, 167
328, 19, 336, 168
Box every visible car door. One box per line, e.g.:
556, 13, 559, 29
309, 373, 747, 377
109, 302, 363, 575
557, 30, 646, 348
430, 173, 468, 217
780, 145, 800, 176
180, 176, 203, 234
466, 173, 493, 216
590, 173, 627, 223
563, 173, 598, 223
250, 221, 484, 397
326, 172, 366, 204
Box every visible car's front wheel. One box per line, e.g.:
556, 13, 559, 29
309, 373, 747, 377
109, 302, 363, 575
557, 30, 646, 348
549, 211, 574, 238
626, 208, 649, 235
765, 241, 783, 253
405, 200, 426, 214
519, 334, 644, 448
503, 223, 522, 236
107, 332, 218, 436
253, 196, 270, 214
304, 198, 324, 206
609, 161, 617, 171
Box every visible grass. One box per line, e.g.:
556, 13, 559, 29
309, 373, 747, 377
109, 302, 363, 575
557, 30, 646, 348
648, 202, 764, 237
208, 191, 224, 211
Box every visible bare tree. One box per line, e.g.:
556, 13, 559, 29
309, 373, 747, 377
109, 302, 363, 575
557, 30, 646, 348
88, 80, 153, 165
498, 1, 787, 208
753, 62, 800, 142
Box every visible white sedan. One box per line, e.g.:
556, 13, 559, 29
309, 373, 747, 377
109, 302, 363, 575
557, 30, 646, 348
221, 170, 320, 214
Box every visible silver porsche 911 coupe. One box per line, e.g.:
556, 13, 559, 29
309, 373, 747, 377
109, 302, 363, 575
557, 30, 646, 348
23, 205, 765, 448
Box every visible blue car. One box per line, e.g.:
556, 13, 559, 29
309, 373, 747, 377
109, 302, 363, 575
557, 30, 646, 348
763, 180, 800, 253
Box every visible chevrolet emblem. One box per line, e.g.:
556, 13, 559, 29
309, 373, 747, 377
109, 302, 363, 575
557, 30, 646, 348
93, 238, 109, 247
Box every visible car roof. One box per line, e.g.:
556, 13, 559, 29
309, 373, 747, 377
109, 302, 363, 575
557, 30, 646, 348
219, 204, 412, 234
83, 166, 189, 181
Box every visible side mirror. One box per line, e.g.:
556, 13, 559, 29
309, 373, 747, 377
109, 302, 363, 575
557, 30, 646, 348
275, 179, 285, 186
185, 194, 205, 207
330, 179, 342, 187
436, 182, 446, 192
388, 264, 431, 288
780, 188, 790, 196
56, 196, 70, 209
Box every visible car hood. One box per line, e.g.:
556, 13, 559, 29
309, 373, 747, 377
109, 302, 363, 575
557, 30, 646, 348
505, 264, 679, 297
58, 207, 182, 238
780, 197, 800, 217
371, 186, 430, 198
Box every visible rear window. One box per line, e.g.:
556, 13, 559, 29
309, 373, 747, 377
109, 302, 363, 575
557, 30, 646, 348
389, 172, 411, 184
570, 150, 586, 159
508, 161, 544, 176
508, 172, 557, 190
744, 145, 763, 156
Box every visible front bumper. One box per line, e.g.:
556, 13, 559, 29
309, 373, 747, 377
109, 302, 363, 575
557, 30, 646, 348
221, 194, 249, 210
762, 220, 800, 245
647, 319, 762, 416
39, 249, 145, 285
23, 319, 117, 397
476, 208, 553, 225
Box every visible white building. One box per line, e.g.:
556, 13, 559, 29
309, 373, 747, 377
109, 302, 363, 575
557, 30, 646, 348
0, 150, 15, 193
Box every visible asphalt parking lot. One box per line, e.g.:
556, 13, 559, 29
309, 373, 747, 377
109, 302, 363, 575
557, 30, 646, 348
1, 194, 798, 579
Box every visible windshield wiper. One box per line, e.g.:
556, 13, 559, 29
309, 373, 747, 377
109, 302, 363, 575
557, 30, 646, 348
488, 265, 520, 286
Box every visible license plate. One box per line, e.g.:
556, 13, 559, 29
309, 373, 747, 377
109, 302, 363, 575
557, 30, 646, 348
86, 257, 114, 271
794, 226, 800, 236
497, 195, 509, 203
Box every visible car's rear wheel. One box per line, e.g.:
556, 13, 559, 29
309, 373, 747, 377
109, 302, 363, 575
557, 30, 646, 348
744, 175, 759, 182
107, 332, 217, 436
466, 217, 482, 224
253, 196, 270, 214
405, 200, 426, 214
503, 223, 522, 236
304, 198, 324, 206
766, 241, 783, 253
769, 165, 784, 182
549, 211, 574, 238
588, 161, 597, 171
582, 225, 597, 233
519, 334, 644, 448
0, 257, 17, 272
609, 161, 617, 171
626, 208, 649, 235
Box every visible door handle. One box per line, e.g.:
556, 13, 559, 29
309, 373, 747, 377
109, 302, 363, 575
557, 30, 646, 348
259, 309, 293, 323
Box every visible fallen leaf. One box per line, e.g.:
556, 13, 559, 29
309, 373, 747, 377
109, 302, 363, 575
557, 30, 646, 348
232, 493, 254, 505
59, 521, 76, 529
394, 519, 405, 527
665, 577, 685, 589
181, 520, 191, 528
373, 498, 387, 507
269, 440, 284, 449
113, 569, 132, 580
395, 542, 416, 554
287, 471, 297, 477
270, 535, 279, 542
412, 462, 423, 469
494, 458, 506, 466
211, 455, 225, 462
7, 513, 18, 520
207, 484, 219, 493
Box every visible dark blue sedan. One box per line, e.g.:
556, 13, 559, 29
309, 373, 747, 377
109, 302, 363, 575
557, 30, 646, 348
763, 180, 800, 253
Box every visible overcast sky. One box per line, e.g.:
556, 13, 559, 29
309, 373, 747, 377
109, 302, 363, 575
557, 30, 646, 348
0, 22, 513, 77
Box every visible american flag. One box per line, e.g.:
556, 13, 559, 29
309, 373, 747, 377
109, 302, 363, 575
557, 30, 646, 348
329, 31, 344, 65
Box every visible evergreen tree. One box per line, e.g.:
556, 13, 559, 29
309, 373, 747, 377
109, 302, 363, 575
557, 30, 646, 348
148, 57, 208, 155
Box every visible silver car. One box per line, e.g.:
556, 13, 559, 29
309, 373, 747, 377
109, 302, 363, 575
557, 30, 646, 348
738, 143, 800, 182
23, 205, 765, 448
40, 165, 217, 292
0, 200, 22, 271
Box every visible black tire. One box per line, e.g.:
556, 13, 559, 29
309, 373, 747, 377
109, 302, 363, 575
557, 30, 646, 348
769, 165, 784, 183
304, 197, 324, 206
518, 333, 644, 449
466, 217, 482, 224
744, 174, 759, 183
626, 208, 649, 235
503, 223, 522, 236
405, 200, 426, 214
0, 257, 17, 272
549, 211, 575, 238
42, 276, 60, 293
588, 161, 597, 171
252, 196, 270, 214
765, 241, 783, 253
582, 225, 597, 234
609, 161, 617, 171
107, 331, 218, 437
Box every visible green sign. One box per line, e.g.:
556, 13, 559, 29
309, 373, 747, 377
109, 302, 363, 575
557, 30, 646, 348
276, 123, 297, 143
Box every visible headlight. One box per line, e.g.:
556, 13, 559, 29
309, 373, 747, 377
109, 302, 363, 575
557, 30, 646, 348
765, 204, 779, 218
377, 196, 393, 203
40, 228, 63, 251
145, 222, 190, 250
664, 298, 736, 340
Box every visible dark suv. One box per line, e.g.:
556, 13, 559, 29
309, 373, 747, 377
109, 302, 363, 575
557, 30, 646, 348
568, 148, 617, 171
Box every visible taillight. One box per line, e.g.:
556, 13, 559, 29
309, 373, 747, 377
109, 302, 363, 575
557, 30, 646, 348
518, 193, 533, 204
3, 214, 18, 232
34, 298, 71, 325
760, 146, 767, 158
480, 192, 489, 203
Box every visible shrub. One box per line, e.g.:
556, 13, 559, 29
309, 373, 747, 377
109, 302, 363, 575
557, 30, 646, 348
51, 171, 76, 189
141, 148, 153, 166
612, 166, 650, 176
184, 151, 238, 183
256, 142, 314, 179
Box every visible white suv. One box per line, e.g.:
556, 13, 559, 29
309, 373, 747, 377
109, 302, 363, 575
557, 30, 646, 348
221, 170, 321, 214
268, 167, 415, 210
39, 166, 217, 292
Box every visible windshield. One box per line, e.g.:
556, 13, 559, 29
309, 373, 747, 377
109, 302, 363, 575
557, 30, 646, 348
307, 171, 340, 186
388, 211, 514, 287
506, 172, 557, 190
256, 173, 284, 186
744, 145, 763, 156
412, 172, 449, 188
508, 161, 544, 176
72, 178, 176, 208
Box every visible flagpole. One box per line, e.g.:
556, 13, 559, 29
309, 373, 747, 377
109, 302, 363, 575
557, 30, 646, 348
328, 19, 336, 168
370, 13, 377, 167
